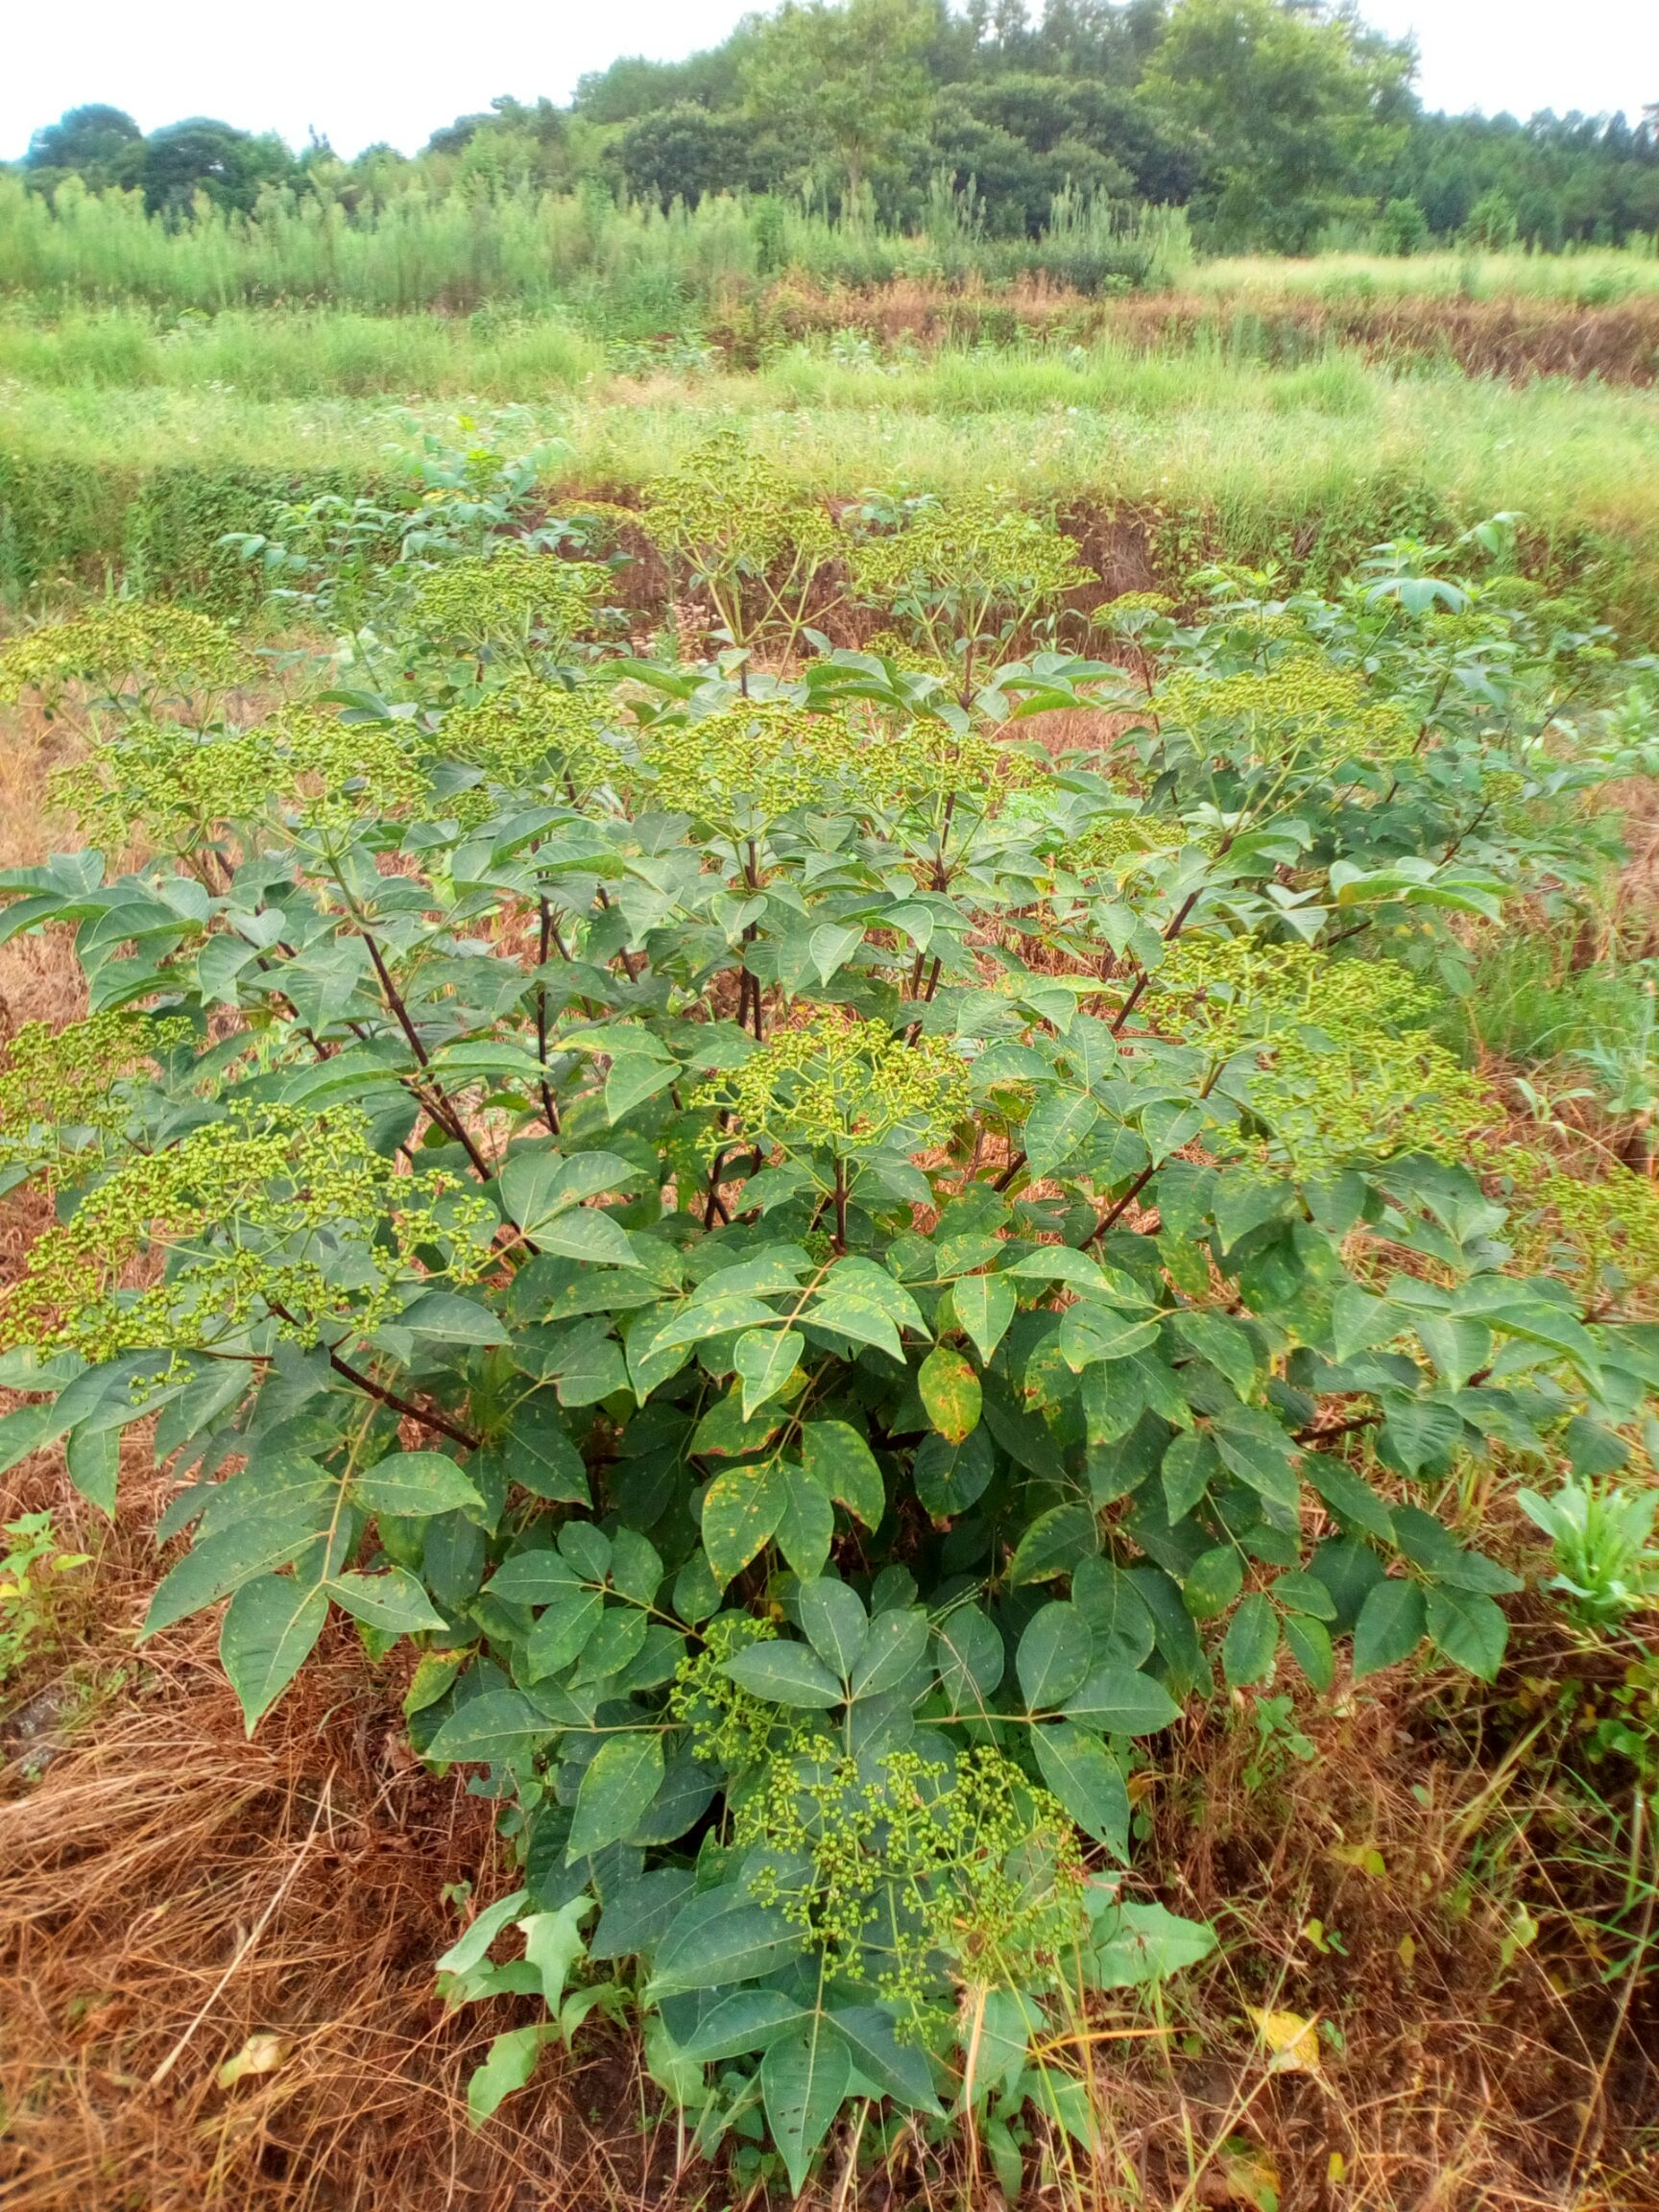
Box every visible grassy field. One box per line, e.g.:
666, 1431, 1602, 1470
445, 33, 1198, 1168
1186, 247, 1659, 305
3, 317, 1658, 630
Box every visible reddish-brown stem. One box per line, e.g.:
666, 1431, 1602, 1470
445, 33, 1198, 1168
1088, 1161, 1157, 1244
265, 1300, 479, 1450
357, 926, 494, 1183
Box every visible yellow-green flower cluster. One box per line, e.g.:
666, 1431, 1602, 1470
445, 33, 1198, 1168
52, 725, 273, 853
736, 1744, 1087, 2009
1247, 1028, 1492, 1176
54, 705, 429, 852
403, 551, 609, 651
1495, 1149, 1659, 1306
646, 700, 1039, 838
1098, 591, 1175, 624
857, 722, 1042, 811
1152, 935, 1434, 1045
642, 431, 838, 579
0, 1013, 193, 1189
719, 1012, 971, 1161
850, 496, 1092, 619
0, 604, 246, 707
435, 688, 628, 806
264, 705, 432, 828
644, 702, 861, 830
668, 1614, 805, 1769
1151, 935, 1493, 1171
1154, 658, 1417, 770
1052, 812, 1190, 878
2, 1105, 490, 1363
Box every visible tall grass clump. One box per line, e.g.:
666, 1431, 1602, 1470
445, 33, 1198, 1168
0, 176, 1190, 323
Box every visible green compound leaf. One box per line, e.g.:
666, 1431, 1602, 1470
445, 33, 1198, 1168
1352, 1577, 1428, 1679
1282, 1610, 1334, 1691
1009, 1503, 1099, 1586
535, 1207, 641, 1269
797, 1576, 870, 1679
800, 1419, 885, 1529
1424, 1583, 1508, 1681
528, 1587, 609, 1680
590, 1869, 697, 1964
1033, 1720, 1131, 1859
670, 1988, 812, 2064
913, 1424, 995, 1519
1022, 1089, 1099, 1175
949, 1272, 1017, 1366
219, 1570, 329, 1733
830, 2005, 943, 2113
1062, 1664, 1182, 1735
702, 1456, 787, 1587
1016, 1600, 1094, 1711
1221, 1592, 1279, 1688
1304, 1452, 1395, 1543
425, 1689, 554, 1765
327, 1566, 448, 1634
352, 1451, 485, 1521
493, 1394, 591, 1504
566, 1730, 665, 1862
848, 1606, 931, 1700
933, 1604, 1004, 1710
65, 1424, 120, 1518
761, 2023, 852, 2198
651, 1883, 805, 1996
733, 1327, 804, 1421
775, 1461, 834, 1580
436, 1887, 530, 1979
145, 1496, 334, 1637
918, 1343, 982, 1445
721, 1638, 845, 1709
1089, 1899, 1218, 1987
467, 2023, 552, 2124
1182, 1545, 1245, 1622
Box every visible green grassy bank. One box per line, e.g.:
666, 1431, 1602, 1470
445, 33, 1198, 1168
3, 334, 1656, 630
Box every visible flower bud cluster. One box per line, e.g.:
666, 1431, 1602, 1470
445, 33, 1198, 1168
1155, 657, 1417, 767
0, 1013, 193, 1189
717, 1011, 972, 1160
0, 603, 246, 706
735, 1744, 1087, 2010
668, 1614, 805, 1769
3, 1104, 490, 1362
404, 551, 610, 650
850, 495, 1092, 614
434, 687, 628, 801
643, 431, 838, 579
1495, 1147, 1659, 1306
54, 704, 430, 851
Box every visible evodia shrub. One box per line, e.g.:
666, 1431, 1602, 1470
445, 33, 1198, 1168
2, 516, 1658, 2195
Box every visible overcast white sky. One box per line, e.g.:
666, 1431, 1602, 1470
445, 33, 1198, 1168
2, 0, 1654, 163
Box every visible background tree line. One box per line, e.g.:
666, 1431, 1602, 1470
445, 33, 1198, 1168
17, 0, 1659, 257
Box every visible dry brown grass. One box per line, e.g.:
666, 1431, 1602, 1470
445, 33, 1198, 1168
0, 1458, 695, 2212
709, 280, 1659, 388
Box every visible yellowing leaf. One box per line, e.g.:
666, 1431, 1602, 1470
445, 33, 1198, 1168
1246, 2008, 1320, 2075
918, 1345, 982, 1446
1328, 1841, 1386, 1879
216, 2032, 286, 2088
1215, 2135, 1281, 2211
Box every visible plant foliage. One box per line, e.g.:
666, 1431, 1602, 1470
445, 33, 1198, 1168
4, 471, 1659, 2189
